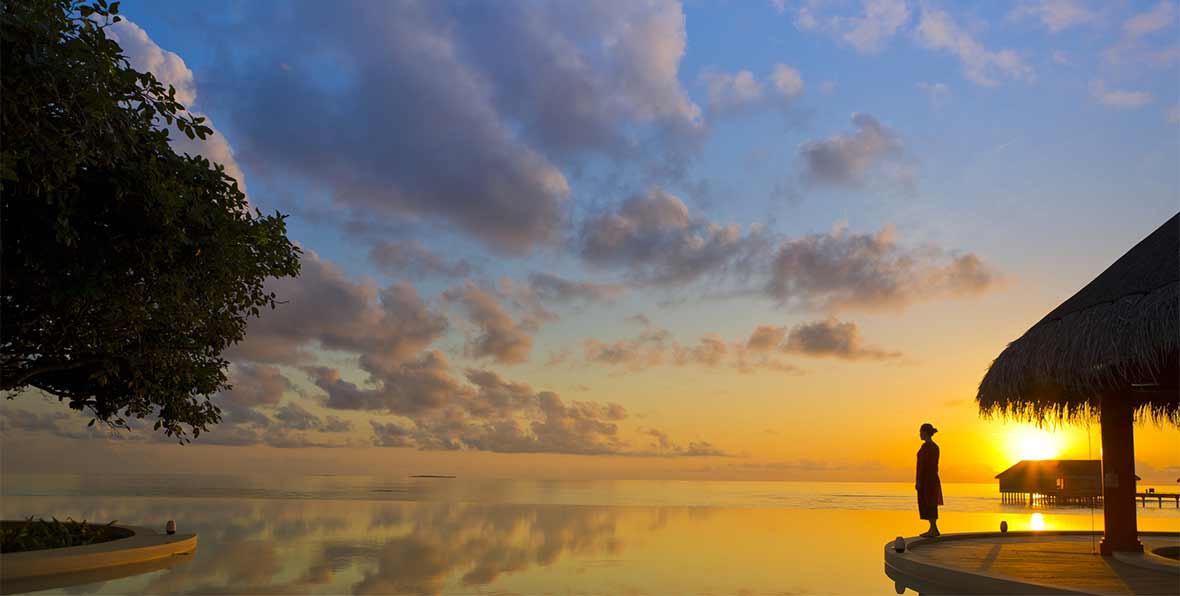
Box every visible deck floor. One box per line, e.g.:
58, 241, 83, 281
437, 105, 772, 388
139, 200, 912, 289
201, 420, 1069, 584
907, 534, 1179, 595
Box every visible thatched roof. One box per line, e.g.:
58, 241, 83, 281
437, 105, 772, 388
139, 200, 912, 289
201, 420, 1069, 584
995, 459, 1100, 480
977, 213, 1179, 425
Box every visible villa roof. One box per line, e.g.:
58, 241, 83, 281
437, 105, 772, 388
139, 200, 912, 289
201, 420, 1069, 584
977, 213, 1179, 426
995, 460, 1141, 481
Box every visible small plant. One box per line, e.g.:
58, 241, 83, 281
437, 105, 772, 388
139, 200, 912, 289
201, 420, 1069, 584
0, 516, 126, 553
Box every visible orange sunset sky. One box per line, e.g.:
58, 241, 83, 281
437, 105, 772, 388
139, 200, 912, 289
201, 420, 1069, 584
2, 0, 1178, 483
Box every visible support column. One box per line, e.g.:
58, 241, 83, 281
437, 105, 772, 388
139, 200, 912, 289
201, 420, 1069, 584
1099, 394, 1142, 555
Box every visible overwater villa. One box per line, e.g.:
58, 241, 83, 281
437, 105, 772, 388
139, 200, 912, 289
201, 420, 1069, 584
995, 460, 1144, 507
996, 460, 1104, 506
886, 213, 1179, 594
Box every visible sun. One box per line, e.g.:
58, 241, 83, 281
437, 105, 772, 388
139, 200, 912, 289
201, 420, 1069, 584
1005, 426, 1064, 462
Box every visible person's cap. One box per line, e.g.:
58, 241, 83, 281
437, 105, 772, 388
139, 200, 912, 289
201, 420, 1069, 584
920, 422, 938, 434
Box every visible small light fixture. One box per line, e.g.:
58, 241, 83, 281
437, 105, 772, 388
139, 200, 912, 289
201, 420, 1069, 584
166, 520, 176, 535
893, 536, 906, 553
1000, 520, 1008, 534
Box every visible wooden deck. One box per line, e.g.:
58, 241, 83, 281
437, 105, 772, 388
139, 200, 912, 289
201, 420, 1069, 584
1137, 493, 1180, 508
885, 531, 1179, 595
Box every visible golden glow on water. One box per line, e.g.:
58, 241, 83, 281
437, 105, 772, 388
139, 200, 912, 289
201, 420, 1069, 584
2, 489, 1176, 595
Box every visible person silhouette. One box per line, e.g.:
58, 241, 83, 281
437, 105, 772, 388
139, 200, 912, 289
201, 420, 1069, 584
916, 422, 943, 537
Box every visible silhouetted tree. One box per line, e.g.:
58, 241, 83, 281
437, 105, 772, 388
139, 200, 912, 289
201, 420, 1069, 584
0, 0, 301, 440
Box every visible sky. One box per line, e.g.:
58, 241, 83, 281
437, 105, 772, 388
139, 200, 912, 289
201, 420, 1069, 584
2, 0, 1178, 482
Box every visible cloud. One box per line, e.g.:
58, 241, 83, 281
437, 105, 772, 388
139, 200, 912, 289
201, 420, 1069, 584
0, 398, 353, 448
1104, 2, 1179, 65
223, 364, 291, 407
230, 251, 448, 370
457, 390, 628, 455
527, 273, 626, 304
202, 0, 705, 254
1123, 1, 1177, 38
335, 363, 711, 456
743, 319, 901, 361
0, 409, 72, 433
915, 82, 951, 109
1090, 81, 1154, 108
640, 428, 730, 457
672, 336, 729, 367
583, 326, 672, 372
368, 241, 474, 279
1167, 104, 1180, 124
105, 19, 247, 192
1009, 0, 1098, 33
370, 419, 415, 447
765, 224, 1002, 311
445, 283, 535, 364
789, 0, 910, 54
274, 402, 353, 432
309, 351, 460, 416
746, 325, 789, 352
842, 0, 911, 53
798, 113, 915, 190
351, 505, 632, 595
582, 324, 803, 374
578, 188, 769, 285
699, 63, 804, 113
915, 6, 1034, 86
781, 318, 901, 360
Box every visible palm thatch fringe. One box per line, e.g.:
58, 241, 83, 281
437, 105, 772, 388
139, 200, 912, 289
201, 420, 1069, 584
976, 280, 1179, 426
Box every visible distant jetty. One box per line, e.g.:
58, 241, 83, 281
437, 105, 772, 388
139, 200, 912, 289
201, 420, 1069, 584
409, 475, 456, 478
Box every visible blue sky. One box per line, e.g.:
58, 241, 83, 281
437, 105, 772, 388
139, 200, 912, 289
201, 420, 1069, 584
2, 0, 1177, 480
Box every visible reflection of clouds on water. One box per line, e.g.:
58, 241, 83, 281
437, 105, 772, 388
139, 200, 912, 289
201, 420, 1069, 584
6, 492, 1166, 595
352, 503, 630, 595
3, 497, 702, 595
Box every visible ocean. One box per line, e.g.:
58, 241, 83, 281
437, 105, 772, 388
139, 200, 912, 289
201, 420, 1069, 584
3, 474, 1178, 595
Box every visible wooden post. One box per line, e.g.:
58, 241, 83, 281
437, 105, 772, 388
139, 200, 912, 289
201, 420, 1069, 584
1099, 394, 1142, 555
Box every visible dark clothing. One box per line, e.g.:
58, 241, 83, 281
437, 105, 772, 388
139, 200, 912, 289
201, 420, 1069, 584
916, 441, 943, 520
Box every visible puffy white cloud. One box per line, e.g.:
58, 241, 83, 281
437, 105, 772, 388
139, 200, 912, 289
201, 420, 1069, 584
700, 63, 804, 113
766, 224, 1002, 312
223, 364, 291, 407
1009, 0, 1098, 33
781, 318, 901, 360
1104, 2, 1179, 66
200, 0, 704, 254
1090, 81, 1154, 108
579, 188, 769, 285
582, 324, 802, 374
230, 251, 449, 370
444, 284, 536, 365
1123, 1, 1177, 38
915, 6, 1034, 86
842, 0, 911, 53
105, 19, 248, 192
798, 113, 914, 190
789, 0, 910, 54
275, 402, 353, 433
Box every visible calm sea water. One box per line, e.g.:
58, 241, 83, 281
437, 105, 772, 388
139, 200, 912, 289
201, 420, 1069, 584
3, 474, 1178, 595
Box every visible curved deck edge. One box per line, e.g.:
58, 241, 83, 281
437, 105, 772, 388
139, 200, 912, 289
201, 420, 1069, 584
884, 531, 1179, 596
0, 524, 197, 581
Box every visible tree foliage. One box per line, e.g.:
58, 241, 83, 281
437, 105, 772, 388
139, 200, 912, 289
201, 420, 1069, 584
0, 0, 301, 440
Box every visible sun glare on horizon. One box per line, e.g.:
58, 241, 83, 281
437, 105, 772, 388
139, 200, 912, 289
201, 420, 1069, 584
1006, 426, 1066, 463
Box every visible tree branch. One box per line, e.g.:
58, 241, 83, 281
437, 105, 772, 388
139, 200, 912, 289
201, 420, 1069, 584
2, 358, 107, 390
